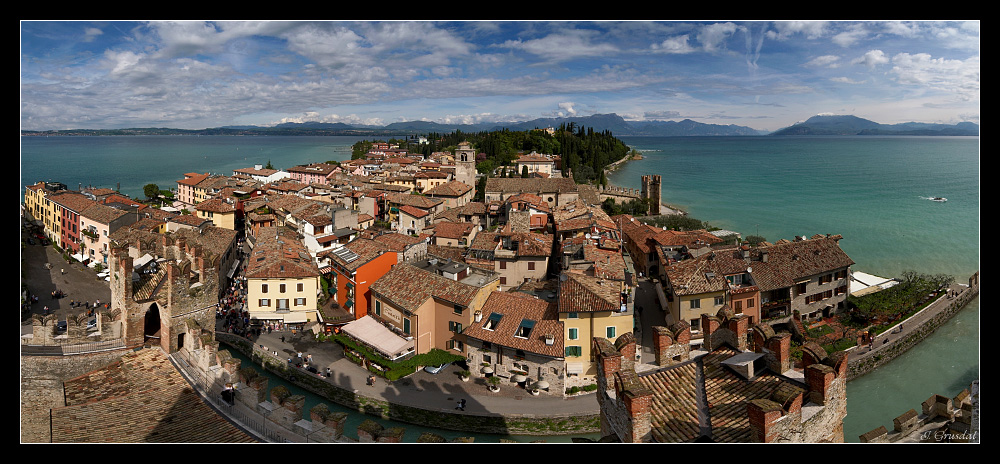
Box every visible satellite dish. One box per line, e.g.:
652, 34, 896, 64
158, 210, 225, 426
747, 267, 753, 273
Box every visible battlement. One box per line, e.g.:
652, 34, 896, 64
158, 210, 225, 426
860, 381, 979, 443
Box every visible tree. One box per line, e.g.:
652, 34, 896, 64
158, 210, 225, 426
521, 165, 529, 178
265, 160, 275, 169
143, 183, 160, 201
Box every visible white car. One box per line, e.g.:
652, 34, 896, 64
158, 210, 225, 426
423, 363, 451, 374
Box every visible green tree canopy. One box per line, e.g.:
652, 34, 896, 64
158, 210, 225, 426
143, 183, 159, 200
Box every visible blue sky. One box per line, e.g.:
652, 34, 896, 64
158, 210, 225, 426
20, 20, 980, 132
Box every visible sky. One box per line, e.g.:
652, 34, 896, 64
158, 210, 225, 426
20, 20, 980, 133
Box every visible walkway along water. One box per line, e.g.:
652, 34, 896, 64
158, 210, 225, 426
210, 329, 602, 438
844, 273, 979, 381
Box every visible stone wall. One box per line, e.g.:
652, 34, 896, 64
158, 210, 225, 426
859, 381, 979, 443
216, 332, 600, 436
20, 348, 133, 443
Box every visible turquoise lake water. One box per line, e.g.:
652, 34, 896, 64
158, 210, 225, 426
20, 134, 979, 442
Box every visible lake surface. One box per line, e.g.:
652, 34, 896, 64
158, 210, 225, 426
21, 134, 979, 442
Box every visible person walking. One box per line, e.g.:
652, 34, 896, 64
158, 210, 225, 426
455, 399, 466, 411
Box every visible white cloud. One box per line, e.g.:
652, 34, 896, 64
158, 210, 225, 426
890, 53, 979, 101
651, 34, 696, 54
497, 29, 619, 62
831, 77, 865, 84
852, 49, 889, 69
697, 22, 739, 52
805, 55, 841, 68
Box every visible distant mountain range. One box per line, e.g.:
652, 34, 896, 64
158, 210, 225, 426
769, 114, 979, 136
22, 113, 978, 137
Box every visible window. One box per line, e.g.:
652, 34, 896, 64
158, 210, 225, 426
500, 277, 507, 285
484, 313, 502, 331
715, 296, 724, 306
515, 319, 536, 338
280, 284, 286, 293
295, 298, 306, 306
374, 300, 381, 316
606, 326, 616, 338
797, 282, 808, 294
262, 284, 268, 293
735, 300, 743, 311
259, 299, 270, 307
499, 261, 507, 270
297, 283, 304, 292
568, 328, 579, 340
453, 304, 464, 315
689, 299, 700, 309
748, 298, 754, 308
565, 346, 582, 357
528, 261, 535, 271
277, 299, 289, 310
567, 312, 578, 319
448, 321, 463, 333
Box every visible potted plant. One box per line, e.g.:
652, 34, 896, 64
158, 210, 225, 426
459, 370, 471, 382
487, 375, 500, 392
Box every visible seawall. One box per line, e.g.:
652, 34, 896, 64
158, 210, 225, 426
845, 273, 979, 381
215, 333, 600, 437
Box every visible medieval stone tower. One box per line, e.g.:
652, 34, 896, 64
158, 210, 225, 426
454, 141, 478, 193
108, 231, 221, 353
641, 174, 662, 215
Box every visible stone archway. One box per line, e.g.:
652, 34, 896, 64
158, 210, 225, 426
144, 303, 162, 345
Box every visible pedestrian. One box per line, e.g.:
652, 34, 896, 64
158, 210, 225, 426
455, 399, 466, 411
280, 335, 285, 343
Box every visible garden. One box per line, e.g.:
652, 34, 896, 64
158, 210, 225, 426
792, 271, 954, 356
331, 333, 465, 381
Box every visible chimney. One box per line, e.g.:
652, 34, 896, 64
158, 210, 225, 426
760, 251, 768, 262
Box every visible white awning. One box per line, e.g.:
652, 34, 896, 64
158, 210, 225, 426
248, 311, 310, 324
566, 362, 584, 374
281, 311, 310, 324
341, 315, 414, 360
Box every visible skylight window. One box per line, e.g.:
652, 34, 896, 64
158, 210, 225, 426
483, 312, 503, 331
515, 319, 536, 339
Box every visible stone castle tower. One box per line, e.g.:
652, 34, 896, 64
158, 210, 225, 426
641, 174, 661, 215
454, 141, 477, 194
108, 232, 220, 353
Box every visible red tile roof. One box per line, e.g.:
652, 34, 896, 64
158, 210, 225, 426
462, 291, 563, 358
52, 348, 255, 443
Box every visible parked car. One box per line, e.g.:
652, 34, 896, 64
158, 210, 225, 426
423, 363, 451, 374
87, 318, 98, 330
56, 321, 67, 333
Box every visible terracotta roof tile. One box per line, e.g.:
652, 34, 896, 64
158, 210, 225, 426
558, 272, 622, 313
462, 291, 563, 358
52, 349, 255, 443
370, 263, 478, 313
